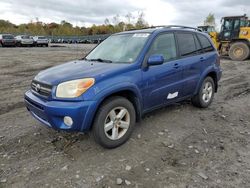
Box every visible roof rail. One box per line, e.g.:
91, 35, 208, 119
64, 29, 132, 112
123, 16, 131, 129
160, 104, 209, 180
163, 25, 202, 31
128, 25, 202, 32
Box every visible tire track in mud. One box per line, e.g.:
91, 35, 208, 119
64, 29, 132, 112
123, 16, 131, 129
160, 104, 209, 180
0, 101, 24, 116
0, 60, 24, 69
224, 82, 250, 100
0, 65, 52, 76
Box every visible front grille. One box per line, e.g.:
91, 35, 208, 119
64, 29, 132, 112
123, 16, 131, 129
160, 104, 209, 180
31, 80, 52, 97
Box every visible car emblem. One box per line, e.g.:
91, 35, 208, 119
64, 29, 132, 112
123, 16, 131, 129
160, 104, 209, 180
35, 84, 41, 92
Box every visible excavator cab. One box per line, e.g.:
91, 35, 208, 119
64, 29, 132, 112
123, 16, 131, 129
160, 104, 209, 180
219, 15, 248, 41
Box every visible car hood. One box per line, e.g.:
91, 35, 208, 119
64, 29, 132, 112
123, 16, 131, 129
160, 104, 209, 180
34, 60, 130, 85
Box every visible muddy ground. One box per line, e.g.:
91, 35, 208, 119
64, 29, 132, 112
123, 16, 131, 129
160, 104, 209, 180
0, 45, 250, 188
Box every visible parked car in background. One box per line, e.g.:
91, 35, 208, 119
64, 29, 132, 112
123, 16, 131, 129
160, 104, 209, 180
33, 36, 49, 47
15, 35, 34, 47
25, 26, 222, 148
0, 34, 16, 47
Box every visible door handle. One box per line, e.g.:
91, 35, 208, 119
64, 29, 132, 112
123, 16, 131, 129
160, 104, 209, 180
173, 63, 180, 69
200, 57, 205, 62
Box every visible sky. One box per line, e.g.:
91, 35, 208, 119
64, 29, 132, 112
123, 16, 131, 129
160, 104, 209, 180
0, 0, 249, 28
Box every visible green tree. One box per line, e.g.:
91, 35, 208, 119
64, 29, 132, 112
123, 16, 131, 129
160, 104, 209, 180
0, 12, 151, 36
204, 13, 216, 26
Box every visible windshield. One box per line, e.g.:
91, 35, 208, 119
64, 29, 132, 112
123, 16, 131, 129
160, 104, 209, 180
3, 35, 14, 39
22, 36, 31, 39
86, 33, 150, 63
38, 36, 46, 39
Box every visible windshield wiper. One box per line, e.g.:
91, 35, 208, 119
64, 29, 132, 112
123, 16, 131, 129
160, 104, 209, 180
87, 58, 113, 63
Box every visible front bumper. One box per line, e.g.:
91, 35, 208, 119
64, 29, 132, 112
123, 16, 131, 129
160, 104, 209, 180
21, 41, 33, 45
3, 41, 15, 46
24, 90, 97, 132
36, 41, 48, 44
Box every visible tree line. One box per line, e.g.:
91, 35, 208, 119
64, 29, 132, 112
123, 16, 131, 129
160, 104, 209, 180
0, 12, 149, 36
0, 12, 216, 36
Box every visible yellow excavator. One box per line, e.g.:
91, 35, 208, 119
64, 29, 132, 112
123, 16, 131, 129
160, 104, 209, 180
199, 15, 250, 61
197, 25, 219, 48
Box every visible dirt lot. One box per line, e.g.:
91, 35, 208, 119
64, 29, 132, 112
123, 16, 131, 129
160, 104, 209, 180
0, 45, 250, 188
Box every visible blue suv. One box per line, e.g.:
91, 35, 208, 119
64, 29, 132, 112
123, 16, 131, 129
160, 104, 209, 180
24, 26, 222, 148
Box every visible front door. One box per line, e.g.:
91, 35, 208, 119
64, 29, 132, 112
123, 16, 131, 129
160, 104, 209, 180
141, 32, 183, 110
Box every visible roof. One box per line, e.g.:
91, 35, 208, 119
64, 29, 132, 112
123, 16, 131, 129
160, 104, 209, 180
222, 15, 248, 19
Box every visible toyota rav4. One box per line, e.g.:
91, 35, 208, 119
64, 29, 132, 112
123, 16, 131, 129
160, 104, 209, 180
24, 26, 222, 148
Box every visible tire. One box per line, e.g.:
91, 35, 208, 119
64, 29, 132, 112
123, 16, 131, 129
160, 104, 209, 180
0, 43, 2, 47
229, 42, 250, 61
92, 96, 136, 148
191, 77, 215, 108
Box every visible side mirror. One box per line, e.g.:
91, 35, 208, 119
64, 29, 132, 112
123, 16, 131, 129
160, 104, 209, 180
147, 54, 164, 66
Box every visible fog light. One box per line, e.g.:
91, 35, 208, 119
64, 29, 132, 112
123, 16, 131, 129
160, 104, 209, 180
64, 116, 73, 127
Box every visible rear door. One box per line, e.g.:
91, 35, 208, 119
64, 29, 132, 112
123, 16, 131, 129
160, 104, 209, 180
141, 32, 184, 110
196, 33, 218, 70
175, 32, 204, 97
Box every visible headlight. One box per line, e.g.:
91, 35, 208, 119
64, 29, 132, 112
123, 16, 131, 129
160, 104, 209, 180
56, 78, 95, 98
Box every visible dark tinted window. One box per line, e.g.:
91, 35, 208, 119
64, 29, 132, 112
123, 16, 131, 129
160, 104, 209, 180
176, 33, 197, 56
223, 19, 233, 31
234, 20, 240, 29
194, 35, 203, 53
197, 34, 214, 52
148, 33, 177, 61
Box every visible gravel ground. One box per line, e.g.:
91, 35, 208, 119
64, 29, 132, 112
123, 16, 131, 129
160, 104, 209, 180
0, 45, 250, 188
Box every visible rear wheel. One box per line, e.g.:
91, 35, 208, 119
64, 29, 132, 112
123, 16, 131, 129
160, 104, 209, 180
92, 96, 136, 148
229, 42, 250, 61
191, 77, 215, 108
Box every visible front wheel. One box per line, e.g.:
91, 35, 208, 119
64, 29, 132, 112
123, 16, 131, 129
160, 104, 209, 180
92, 96, 136, 148
191, 77, 215, 108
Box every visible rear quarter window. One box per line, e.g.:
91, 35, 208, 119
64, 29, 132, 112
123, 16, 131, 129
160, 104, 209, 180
197, 34, 215, 52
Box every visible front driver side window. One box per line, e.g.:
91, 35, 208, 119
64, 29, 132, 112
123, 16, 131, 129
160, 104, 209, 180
148, 33, 177, 62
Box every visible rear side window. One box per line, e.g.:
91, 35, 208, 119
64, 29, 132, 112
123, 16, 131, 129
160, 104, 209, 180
176, 33, 197, 57
197, 34, 215, 52
148, 33, 177, 61
194, 35, 203, 54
